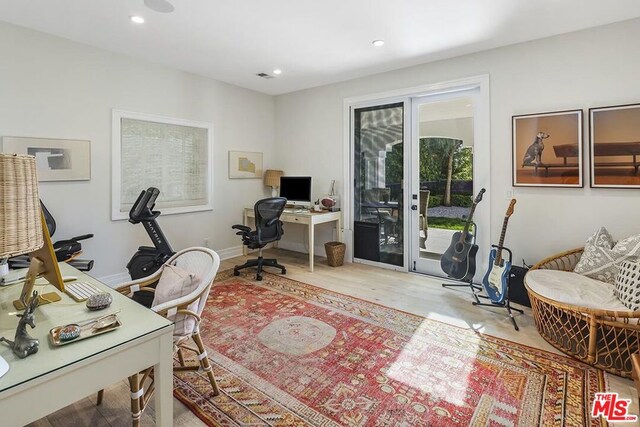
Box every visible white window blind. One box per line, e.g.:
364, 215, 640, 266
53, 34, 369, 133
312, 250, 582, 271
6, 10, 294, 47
112, 110, 213, 220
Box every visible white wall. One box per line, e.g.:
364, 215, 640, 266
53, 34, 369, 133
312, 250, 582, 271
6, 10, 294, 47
0, 22, 276, 279
275, 18, 640, 266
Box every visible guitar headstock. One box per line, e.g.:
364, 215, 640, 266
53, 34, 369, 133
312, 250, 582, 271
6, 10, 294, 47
505, 199, 517, 217
474, 188, 486, 204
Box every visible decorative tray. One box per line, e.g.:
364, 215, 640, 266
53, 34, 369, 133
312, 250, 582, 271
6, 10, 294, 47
49, 314, 121, 347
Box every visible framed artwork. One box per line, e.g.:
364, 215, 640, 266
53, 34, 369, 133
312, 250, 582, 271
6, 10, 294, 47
112, 109, 214, 220
1, 136, 91, 182
228, 151, 263, 179
512, 110, 583, 187
589, 103, 640, 188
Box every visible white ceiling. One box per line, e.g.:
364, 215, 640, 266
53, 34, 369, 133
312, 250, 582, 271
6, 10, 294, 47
1, 1, 640, 95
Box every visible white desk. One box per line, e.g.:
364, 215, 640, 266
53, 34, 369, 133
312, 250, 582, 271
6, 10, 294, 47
0, 263, 174, 426
243, 208, 343, 272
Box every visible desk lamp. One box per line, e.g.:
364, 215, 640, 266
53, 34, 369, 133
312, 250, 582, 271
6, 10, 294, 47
264, 169, 284, 197
0, 154, 64, 311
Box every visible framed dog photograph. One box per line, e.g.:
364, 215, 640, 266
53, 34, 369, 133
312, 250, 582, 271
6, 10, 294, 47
589, 103, 640, 189
512, 110, 583, 187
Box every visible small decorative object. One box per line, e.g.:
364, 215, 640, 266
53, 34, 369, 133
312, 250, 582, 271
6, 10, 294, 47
321, 180, 340, 211
0, 291, 40, 358
512, 110, 583, 187
264, 169, 284, 196
589, 103, 640, 188
58, 324, 81, 341
229, 151, 263, 179
86, 292, 113, 311
2, 136, 91, 182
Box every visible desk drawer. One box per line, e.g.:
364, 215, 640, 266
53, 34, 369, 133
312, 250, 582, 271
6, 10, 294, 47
280, 213, 310, 224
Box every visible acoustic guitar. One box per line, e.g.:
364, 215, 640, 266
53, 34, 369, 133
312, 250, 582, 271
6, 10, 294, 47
440, 188, 486, 281
482, 199, 517, 304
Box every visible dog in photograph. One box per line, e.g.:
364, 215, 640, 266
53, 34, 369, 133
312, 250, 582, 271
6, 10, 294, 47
522, 132, 549, 166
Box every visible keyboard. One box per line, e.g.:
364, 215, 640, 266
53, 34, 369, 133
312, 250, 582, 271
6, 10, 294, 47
65, 281, 102, 302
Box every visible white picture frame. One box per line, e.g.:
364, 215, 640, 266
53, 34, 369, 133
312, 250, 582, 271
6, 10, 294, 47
228, 150, 263, 179
112, 109, 214, 220
1, 136, 91, 182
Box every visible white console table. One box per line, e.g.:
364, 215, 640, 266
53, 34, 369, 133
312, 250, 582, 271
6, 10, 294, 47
243, 208, 343, 272
0, 263, 174, 426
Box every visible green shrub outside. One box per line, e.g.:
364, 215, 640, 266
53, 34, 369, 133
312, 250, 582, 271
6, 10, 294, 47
428, 195, 442, 208
428, 193, 472, 208
450, 194, 473, 207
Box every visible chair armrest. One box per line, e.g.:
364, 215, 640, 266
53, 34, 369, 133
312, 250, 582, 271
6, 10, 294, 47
232, 224, 251, 232
113, 268, 164, 293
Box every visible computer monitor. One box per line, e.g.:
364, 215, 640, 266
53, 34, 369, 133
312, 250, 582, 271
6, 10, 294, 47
280, 176, 312, 208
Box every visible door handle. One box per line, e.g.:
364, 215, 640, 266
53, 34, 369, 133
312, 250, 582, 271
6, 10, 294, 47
411, 205, 418, 211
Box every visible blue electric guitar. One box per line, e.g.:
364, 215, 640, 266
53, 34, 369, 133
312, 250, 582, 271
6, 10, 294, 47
482, 199, 516, 304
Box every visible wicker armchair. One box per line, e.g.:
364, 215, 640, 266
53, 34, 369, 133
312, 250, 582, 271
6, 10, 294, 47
97, 247, 221, 426
526, 248, 640, 378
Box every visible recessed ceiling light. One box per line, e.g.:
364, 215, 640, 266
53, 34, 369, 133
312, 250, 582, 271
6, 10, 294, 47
372, 40, 385, 47
130, 16, 145, 24
144, 0, 175, 13
273, 69, 282, 75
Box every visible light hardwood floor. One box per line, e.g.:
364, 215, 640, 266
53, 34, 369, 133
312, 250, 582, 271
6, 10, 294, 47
28, 249, 638, 426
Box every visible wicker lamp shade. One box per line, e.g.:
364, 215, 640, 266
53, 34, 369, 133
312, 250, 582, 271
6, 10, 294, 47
264, 169, 284, 188
0, 154, 44, 258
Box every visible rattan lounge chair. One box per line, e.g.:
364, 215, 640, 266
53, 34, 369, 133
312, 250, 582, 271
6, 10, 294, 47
526, 248, 640, 378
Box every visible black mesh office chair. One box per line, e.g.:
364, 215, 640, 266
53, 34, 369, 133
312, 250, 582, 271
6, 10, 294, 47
232, 197, 287, 281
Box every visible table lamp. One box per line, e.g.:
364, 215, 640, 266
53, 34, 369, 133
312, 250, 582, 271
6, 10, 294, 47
0, 154, 64, 310
264, 169, 284, 197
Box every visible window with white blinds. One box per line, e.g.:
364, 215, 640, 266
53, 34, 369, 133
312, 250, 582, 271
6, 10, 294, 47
112, 110, 213, 220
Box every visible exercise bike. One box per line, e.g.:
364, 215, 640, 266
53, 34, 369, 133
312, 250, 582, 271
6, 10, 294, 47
126, 187, 175, 280
9, 201, 94, 271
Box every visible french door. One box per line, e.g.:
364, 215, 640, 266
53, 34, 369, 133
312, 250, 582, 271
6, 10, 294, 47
348, 77, 490, 278
409, 88, 490, 280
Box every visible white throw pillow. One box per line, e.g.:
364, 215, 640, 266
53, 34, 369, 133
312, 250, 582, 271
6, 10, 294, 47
574, 227, 640, 285
151, 264, 200, 337
615, 261, 640, 311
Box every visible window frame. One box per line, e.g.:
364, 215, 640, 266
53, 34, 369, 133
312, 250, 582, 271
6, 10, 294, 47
111, 109, 214, 221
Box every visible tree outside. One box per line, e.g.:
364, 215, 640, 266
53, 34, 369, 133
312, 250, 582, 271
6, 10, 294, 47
385, 137, 473, 229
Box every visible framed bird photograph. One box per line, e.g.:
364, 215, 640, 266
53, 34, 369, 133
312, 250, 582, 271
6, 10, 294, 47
512, 110, 583, 187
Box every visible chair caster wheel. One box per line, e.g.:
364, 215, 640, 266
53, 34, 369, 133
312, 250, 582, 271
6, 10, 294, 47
256, 275, 262, 281
233, 269, 240, 276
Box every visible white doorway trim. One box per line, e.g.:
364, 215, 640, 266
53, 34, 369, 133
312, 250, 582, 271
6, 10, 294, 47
342, 75, 491, 272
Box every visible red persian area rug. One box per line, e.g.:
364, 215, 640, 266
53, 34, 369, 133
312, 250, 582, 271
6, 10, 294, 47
173, 270, 606, 426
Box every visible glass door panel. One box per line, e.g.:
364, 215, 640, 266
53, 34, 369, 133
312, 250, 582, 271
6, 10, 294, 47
411, 92, 481, 276
353, 103, 404, 267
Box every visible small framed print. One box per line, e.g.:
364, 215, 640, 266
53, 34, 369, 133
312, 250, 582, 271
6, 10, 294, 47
512, 110, 583, 188
228, 151, 263, 179
2, 136, 91, 182
589, 103, 640, 188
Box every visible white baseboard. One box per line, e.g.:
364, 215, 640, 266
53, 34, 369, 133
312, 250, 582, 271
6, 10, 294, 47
98, 271, 130, 288
216, 245, 244, 260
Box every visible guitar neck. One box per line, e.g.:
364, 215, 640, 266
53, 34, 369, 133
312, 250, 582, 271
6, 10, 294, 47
494, 216, 510, 266
459, 203, 478, 241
